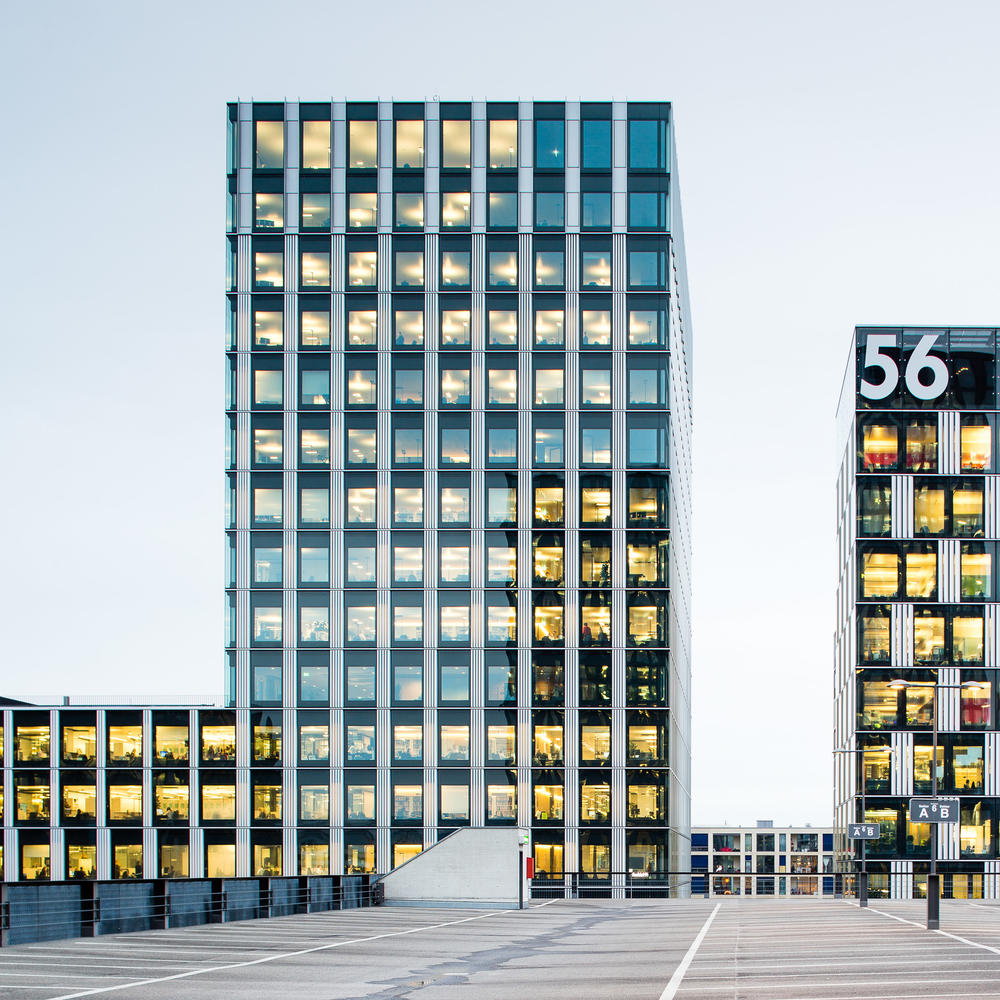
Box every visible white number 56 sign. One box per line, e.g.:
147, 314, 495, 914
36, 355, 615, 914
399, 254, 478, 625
860, 333, 949, 401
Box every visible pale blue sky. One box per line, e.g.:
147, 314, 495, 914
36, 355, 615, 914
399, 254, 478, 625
1, 0, 998, 824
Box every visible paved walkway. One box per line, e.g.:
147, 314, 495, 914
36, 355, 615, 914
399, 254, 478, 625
1, 898, 1000, 999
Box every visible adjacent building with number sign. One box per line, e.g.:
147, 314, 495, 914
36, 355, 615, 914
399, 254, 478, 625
834, 326, 1000, 899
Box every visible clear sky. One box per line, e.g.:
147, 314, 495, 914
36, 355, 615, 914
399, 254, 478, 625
1, 0, 998, 826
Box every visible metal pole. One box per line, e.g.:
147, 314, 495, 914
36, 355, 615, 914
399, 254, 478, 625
928, 683, 940, 930
860, 743, 867, 907
518, 847, 524, 911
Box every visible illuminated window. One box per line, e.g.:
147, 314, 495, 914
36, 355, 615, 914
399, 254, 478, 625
346, 427, 376, 465
535, 369, 563, 407
17, 782, 49, 821
395, 191, 424, 229
440, 784, 470, 821
534, 604, 564, 645
581, 309, 612, 347
393, 545, 423, 585
442, 119, 471, 168
346, 604, 376, 643
440, 605, 471, 643
861, 421, 898, 471
155, 726, 188, 762
108, 784, 142, 822
346, 782, 374, 823
300, 309, 329, 347
441, 546, 471, 584
62, 726, 95, 764
20, 842, 49, 880
301, 193, 330, 229
440, 484, 471, 521
346, 486, 376, 524
488, 367, 517, 406
349, 191, 377, 229
581, 250, 612, 288
108, 726, 141, 765
254, 250, 283, 290
581, 782, 610, 823
395, 309, 424, 346
299, 725, 329, 762
953, 486, 984, 537
347, 308, 377, 346
953, 614, 984, 664
534, 784, 563, 821
255, 121, 283, 168
69, 843, 98, 879
581, 723, 611, 764
487, 725, 516, 763
913, 613, 945, 664
533, 724, 563, 766
961, 545, 991, 600
393, 724, 423, 763
905, 419, 937, 472
349, 120, 377, 168
300, 251, 330, 288
914, 484, 945, 535
487, 785, 516, 821
441, 191, 471, 228
581, 368, 612, 406
440, 725, 470, 763
962, 680, 992, 728
254, 311, 283, 349
254, 192, 283, 230
905, 547, 936, 600
347, 368, 377, 407
488, 250, 518, 288
155, 783, 189, 821
395, 119, 424, 168
488, 119, 517, 168
394, 250, 424, 289
488, 309, 517, 346
535, 486, 564, 525
393, 785, 422, 822
487, 544, 517, 586
441, 251, 471, 288
860, 549, 899, 599
300, 786, 329, 823
393, 604, 422, 643
487, 604, 517, 643
441, 368, 471, 406
960, 801, 992, 857
858, 480, 891, 536
534, 309, 564, 346
301, 120, 330, 169
534, 251, 564, 288
961, 418, 991, 472
206, 843, 235, 877
441, 309, 471, 346
347, 251, 377, 288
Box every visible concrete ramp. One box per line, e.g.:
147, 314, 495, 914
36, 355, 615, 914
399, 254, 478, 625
379, 828, 527, 908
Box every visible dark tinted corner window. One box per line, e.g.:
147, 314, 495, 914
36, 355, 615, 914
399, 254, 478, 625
629, 119, 668, 170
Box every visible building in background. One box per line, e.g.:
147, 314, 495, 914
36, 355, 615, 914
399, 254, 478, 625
691, 822, 834, 897
834, 326, 1000, 899
0, 100, 693, 890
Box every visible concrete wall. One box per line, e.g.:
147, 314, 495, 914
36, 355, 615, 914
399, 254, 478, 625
379, 829, 527, 908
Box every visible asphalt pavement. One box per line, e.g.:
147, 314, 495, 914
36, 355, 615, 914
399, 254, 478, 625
1, 897, 1000, 999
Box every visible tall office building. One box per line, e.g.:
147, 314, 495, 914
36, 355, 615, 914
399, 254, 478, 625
834, 326, 1000, 898
0, 99, 692, 888
225, 99, 692, 885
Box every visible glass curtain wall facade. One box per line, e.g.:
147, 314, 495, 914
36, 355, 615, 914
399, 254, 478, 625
0, 99, 692, 887
834, 326, 1000, 899
225, 99, 693, 887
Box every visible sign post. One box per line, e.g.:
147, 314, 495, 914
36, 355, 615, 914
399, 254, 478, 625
909, 798, 959, 929
847, 823, 880, 907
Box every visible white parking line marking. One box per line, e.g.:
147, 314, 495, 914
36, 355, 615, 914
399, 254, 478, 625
658, 903, 720, 1000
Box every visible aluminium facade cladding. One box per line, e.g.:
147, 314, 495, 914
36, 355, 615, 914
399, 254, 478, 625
834, 326, 1000, 899
0, 100, 693, 888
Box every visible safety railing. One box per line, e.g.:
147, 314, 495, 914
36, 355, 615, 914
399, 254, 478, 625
530, 872, 838, 899
0, 874, 379, 947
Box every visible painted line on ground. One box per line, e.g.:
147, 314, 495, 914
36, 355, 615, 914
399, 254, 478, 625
657, 902, 721, 1000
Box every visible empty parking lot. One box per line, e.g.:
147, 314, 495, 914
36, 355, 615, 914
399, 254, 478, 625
2, 898, 1000, 999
